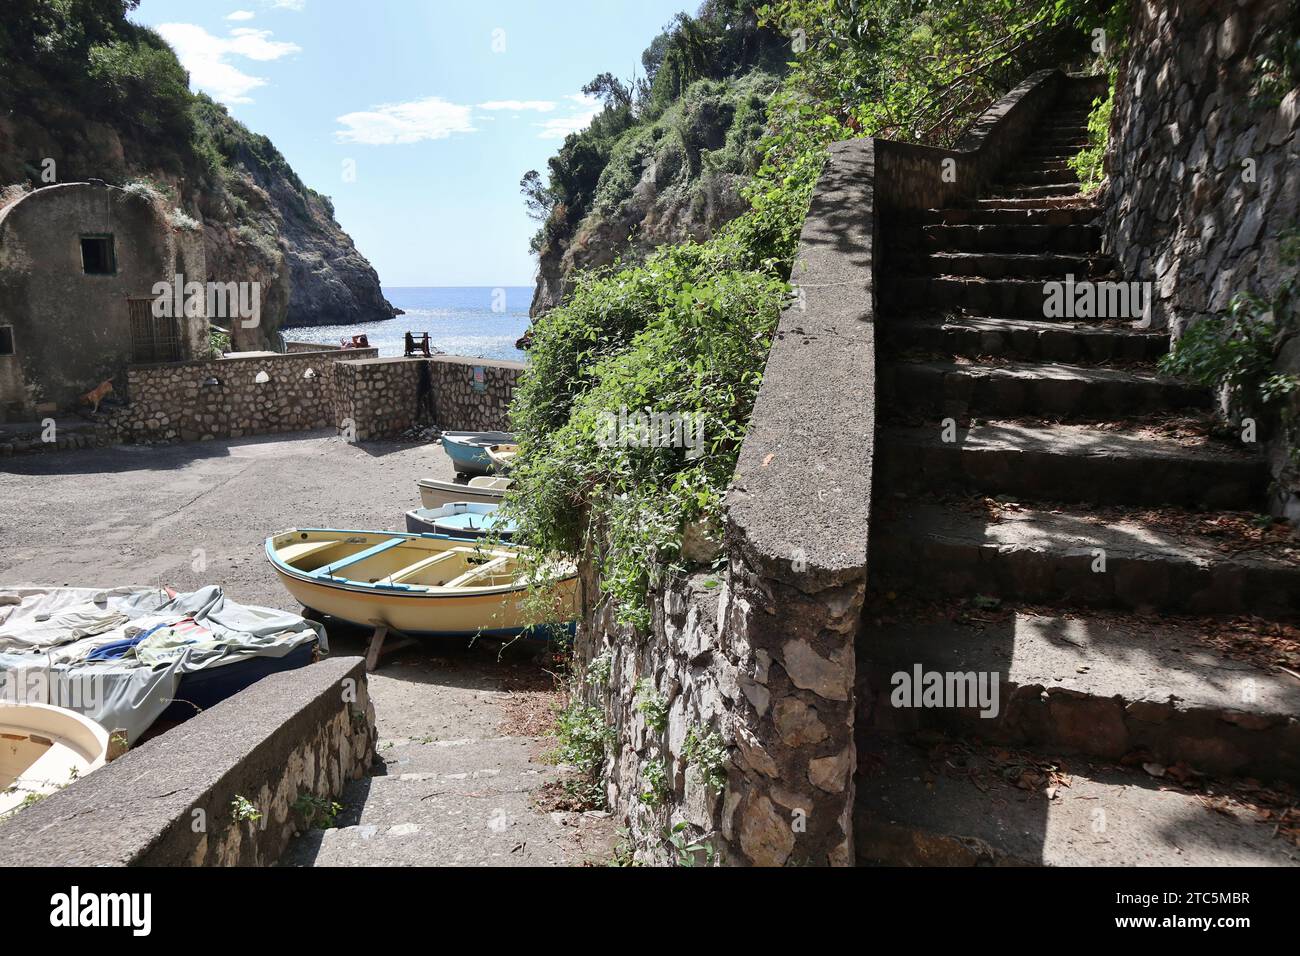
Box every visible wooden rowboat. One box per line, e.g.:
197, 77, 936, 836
265, 529, 574, 639
0, 702, 109, 816
417, 475, 510, 508
485, 443, 518, 474
404, 503, 516, 541
441, 431, 515, 477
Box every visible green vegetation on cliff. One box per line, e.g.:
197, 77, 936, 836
0, 0, 393, 335
509, 0, 1117, 627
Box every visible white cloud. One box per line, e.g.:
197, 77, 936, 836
225, 10, 255, 20
157, 23, 300, 104
478, 100, 556, 112
535, 94, 602, 139
332, 91, 600, 146
335, 97, 477, 145
270, 0, 306, 10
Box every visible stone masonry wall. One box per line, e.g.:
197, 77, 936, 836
333, 355, 523, 440
575, 551, 863, 866
0, 657, 376, 867
334, 357, 426, 441
1104, 0, 1300, 513
109, 348, 376, 443
97, 351, 518, 446
428, 356, 523, 433
567, 71, 1065, 866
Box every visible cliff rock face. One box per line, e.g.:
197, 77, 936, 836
530, 74, 777, 317
531, 164, 751, 315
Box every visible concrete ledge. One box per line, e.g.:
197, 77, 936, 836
728, 137, 877, 587
0, 656, 376, 867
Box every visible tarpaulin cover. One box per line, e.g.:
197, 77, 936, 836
0, 585, 324, 742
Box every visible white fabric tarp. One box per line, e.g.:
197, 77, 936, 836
0, 585, 324, 742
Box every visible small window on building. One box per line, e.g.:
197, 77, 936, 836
80, 234, 116, 275
0, 326, 13, 355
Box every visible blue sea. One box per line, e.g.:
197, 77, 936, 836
283, 286, 533, 361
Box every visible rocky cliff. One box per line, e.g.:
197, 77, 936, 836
531, 74, 778, 316
0, 7, 395, 349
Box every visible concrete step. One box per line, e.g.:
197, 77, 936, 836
995, 183, 1085, 199
876, 422, 1268, 508
858, 609, 1300, 783
280, 735, 613, 866
998, 167, 1080, 187
881, 315, 1168, 364
870, 499, 1300, 615
917, 251, 1113, 280
904, 204, 1099, 226
1018, 151, 1086, 165
881, 359, 1209, 419
913, 223, 1100, 253
893, 277, 1133, 319
1035, 133, 1090, 147
855, 737, 1300, 866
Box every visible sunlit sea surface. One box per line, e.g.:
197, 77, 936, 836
281, 286, 532, 361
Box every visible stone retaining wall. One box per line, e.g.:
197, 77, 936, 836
333, 355, 523, 440
110, 348, 375, 443
428, 355, 523, 433
1104, 0, 1300, 514
334, 357, 427, 441
89, 351, 520, 446
572, 72, 1066, 865
0, 657, 376, 866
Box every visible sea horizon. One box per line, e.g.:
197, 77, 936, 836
282, 285, 534, 362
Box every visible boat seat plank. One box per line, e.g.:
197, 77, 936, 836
279, 540, 344, 565
380, 550, 464, 585
443, 556, 512, 589
313, 537, 408, 578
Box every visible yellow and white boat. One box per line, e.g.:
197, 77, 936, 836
417, 475, 511, 509
265, 529, 574, 638
485, 443, 518, 474
1, 702, 109, 816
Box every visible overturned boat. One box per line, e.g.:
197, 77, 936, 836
265, 529, 574, 638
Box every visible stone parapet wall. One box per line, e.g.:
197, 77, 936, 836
109, 348, 376, 443
0, 657, 376, 867
570, 71, 1065, 866
428, 356, 523, 433
333, 355, 523, 440
334, 357, 426, 441
283, 340, 349, 353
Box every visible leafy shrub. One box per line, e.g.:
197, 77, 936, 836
638, 759, 670, 806
1069, 75, 1114, 192
86, 28, 194, 145
547, 698, 613, 808
634, 679, 669, 734
682, 727, 728, 792
1159, 229, 1299, 415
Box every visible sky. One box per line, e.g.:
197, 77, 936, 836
131, 0, 692, 287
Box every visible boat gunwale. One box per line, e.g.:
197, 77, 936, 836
265, 529, 573, 599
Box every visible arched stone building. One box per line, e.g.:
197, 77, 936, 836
0, 181, 206, 422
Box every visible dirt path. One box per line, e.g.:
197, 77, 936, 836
0, 430, 613, 866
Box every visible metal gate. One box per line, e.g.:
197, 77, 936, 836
128, 297, 182, 363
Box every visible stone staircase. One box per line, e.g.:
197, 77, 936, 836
856, 76, 1300, 866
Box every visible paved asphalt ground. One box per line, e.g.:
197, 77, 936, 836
0, 430, 614, 866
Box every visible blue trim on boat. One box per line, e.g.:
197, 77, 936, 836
312, 536, 407, 578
